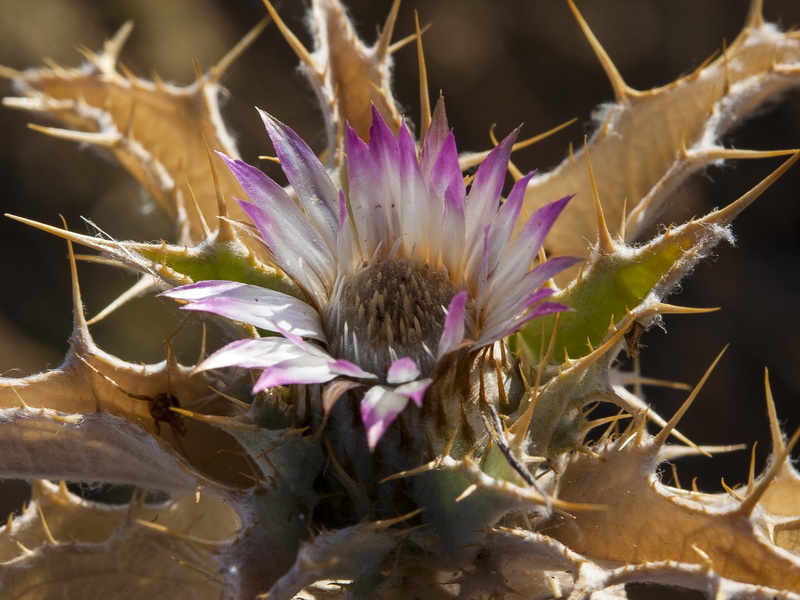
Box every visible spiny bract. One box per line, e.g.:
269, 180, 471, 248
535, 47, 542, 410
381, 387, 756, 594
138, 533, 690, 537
0, 1, 799, 599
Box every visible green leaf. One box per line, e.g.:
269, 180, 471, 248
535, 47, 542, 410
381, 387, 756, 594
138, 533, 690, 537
139, 240, 303, 299
521, 230, 698, 364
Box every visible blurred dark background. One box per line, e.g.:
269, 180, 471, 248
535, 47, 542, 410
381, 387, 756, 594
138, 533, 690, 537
0, 0, 798, 542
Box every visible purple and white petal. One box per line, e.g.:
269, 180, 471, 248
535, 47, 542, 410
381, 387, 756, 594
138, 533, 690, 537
219, 153, 335, 282
197, 337, 305, 372
268, 325, 376, 379
162, 280, 326, 340
510, 195, 573, 268
477, 288, 558, 346
420, 97, 451, 182
387, 357, 421, 385
360, 386, 411, 449
368, 108, 403, 240
480, 301, 572, 345
480, 256, 580, 340
346, 125, 384, 258
238, 198, 332, 298
254, 356, 342, 391
519, 255, 582, 294
437, 291, 469, 360
463, 131, 517, 246
484, 172, 536, 276
328, 359, 376, 380
482, 286, 555, 330
394, 378, 432, 407
427, 130, 463, 209
258, 110, 339, 249
437, 133, 467, 272
253, 353, 374, 392
482, 255, 581, 320
397, 122, 433, 257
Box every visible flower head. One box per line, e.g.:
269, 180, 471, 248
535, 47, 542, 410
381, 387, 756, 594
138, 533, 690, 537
163, 100, 577, 448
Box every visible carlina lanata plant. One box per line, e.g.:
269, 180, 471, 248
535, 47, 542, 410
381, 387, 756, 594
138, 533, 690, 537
0, 0, 799, 598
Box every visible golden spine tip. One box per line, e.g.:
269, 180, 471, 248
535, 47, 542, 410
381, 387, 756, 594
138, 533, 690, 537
203, 139, 235, 243
209, 17, 271, 84
653, 345, 728, 448
746, 0, 765, 29
700, 151, 800, 228
566, 0, 633, 103
262, 0, 316, 69
28, 123, 119, 147
738, 425, 800, 516
375, 0, 402, 61
0, 64, 23, 80
764, 367, 785, 456
104, 21, 135, 64
61, 216, 92, 346
415, 11, 431, 140
583, 138, 615, 254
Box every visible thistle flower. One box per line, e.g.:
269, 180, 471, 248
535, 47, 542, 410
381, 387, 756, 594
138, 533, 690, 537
163, 100, 577, 448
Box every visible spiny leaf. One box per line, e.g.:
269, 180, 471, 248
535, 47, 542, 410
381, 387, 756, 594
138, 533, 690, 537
137, 239, 302, 298
553, 436, 800, 594
0, 481, 237, 600
2, 22, 252, 242
305, 0, 404, 150
525, 5, 800, 258
264, 523, 396, 600
6, 214, 302, 298
520, 237, 687, 364
520, 151, 799, 364
0, 408, 195, 493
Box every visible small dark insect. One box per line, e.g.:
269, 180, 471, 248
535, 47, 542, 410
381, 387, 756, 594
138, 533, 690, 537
78, 355, 187, 438
143, 392, 188, 437
624, 320, 646, 358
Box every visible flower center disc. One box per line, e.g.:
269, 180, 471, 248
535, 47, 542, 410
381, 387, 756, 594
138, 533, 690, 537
327, 258, 462, 377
